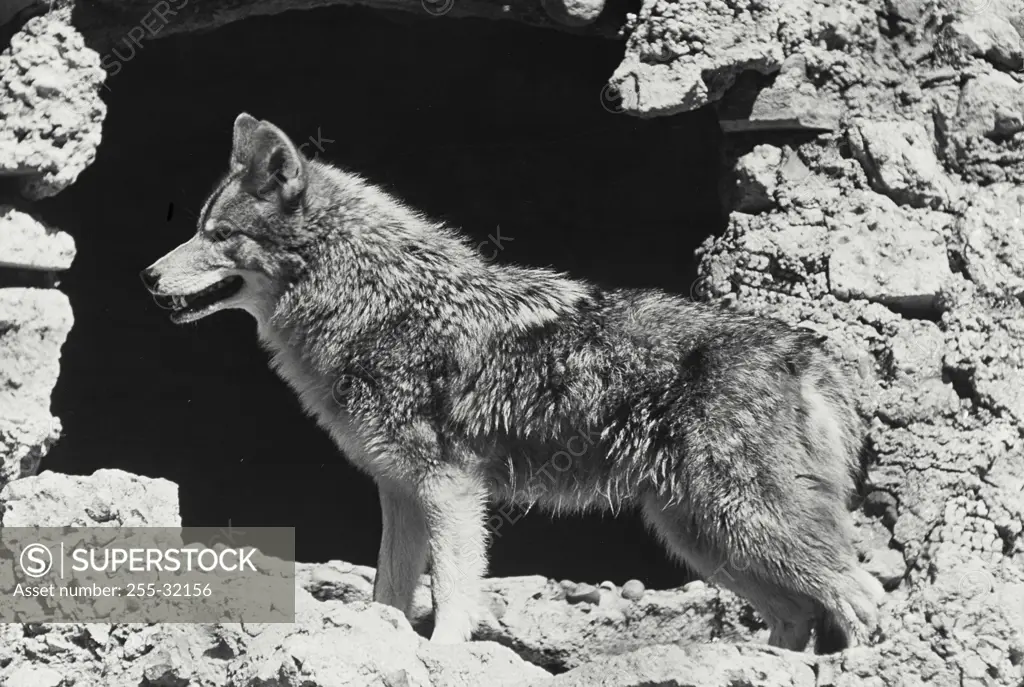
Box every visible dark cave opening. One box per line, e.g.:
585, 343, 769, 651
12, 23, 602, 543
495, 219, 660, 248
34, 7, 725, 588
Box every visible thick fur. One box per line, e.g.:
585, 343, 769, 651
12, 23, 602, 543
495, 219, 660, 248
142, 113, 884, 650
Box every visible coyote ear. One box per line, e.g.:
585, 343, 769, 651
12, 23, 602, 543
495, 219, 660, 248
231, 113, 259, 171
244, 122, 308, 208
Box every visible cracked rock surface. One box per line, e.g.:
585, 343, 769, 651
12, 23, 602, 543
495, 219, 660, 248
0, 7, 87, 501
686, 0, 1024, 684
300, 561, 764, 673
0, 7, 105, 199
0, 289, 73, 492
0, 206, 75, 271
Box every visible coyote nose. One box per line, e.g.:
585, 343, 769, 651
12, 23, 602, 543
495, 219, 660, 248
139, 267, 159, 292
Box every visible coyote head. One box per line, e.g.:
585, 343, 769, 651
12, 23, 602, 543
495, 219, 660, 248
140, 113, 315, 324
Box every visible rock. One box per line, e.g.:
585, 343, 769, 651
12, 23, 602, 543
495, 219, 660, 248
949, 15, 1024, 71
732, 144, 783, 213
847, 119, 956, 209
719, 55, 843, 133
4, 664, 64, 687
0, 11, 106, 198
608, 0, 783, 117
828, 195, 952, 312
565, 583, 601, 605
478, 576, 758, 671
0, 288, 72, 490
0, 589, 548, 686
596, 587, 619, 608
540, 643, 816, 687
954, 72, 1024, 140
540, 0, 605, 27
875, 376, 960, 427
141, 647, 193, 687
886, 0, 928, 23
693, 15, 1024, 671
122, 625, 243, 687
952, 183, 1024, 299
295, 566, 760, 672
229, 589, 548, 687
303, 561, 375, 602
0, 469, 180, 526
887, 319, 946, 378
862, 548, 907, 589
83, 623, 109, 647
0, 207, 76, 271
621, 579, 645, 601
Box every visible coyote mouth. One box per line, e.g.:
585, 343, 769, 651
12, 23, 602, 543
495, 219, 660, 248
159, 276, 244, 323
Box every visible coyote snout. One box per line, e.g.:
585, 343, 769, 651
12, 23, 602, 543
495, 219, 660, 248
140, 237, 248, 324
143, 112, 884, 652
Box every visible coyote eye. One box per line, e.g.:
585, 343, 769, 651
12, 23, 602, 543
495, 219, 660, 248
211, 222, 240, 241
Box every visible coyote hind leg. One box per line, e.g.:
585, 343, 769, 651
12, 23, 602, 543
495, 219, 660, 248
640, 494, 817, 650
640, 491, 879, 653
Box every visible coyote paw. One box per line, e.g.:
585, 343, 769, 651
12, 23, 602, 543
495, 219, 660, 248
430, 613, 474, 643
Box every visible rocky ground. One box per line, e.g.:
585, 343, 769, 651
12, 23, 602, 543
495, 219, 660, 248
1, 0, 1023, 685
0, 469, 808, 686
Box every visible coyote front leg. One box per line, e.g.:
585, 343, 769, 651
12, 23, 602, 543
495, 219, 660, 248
373, 479, 430, 616
421, 471, 489, 643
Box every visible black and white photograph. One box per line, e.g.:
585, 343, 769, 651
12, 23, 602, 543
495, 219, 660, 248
0, 0, 1022, 684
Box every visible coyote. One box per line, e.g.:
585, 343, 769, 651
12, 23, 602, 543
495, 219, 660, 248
141, 113, 883, 652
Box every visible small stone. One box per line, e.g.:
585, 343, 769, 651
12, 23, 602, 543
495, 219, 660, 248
566, 583, 601, 605
307, 566, 372, 602
123, 631, 149, 660
732, 144, 782, 213
141, 646, 192, 687
84, 623, 110, 647
598, 580, 616, 591
310, 565, 349, 586
42, 633, 73, 653
597, 588, 619, 607
540, 0, 605, 26
621, 579, 645, 601
5, 665, 64, 687
682, 580, 705, 592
